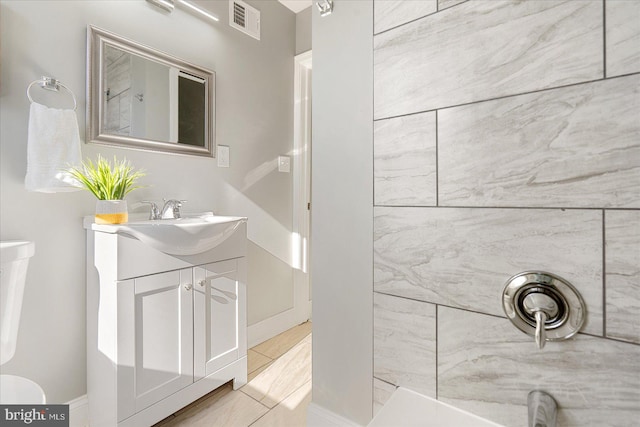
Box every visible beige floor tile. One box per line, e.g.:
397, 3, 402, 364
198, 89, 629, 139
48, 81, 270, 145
171, 382, 233, 418
251, 322, 312, 359
242, 334, 312, 408
166, 389, 269, 427
249, 361, 274, 382
248, 349, 273, 374
250, 381, 311, 427
153, 414, 176, 426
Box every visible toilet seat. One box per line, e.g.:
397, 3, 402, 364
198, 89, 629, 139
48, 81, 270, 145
0, 374, 46, 404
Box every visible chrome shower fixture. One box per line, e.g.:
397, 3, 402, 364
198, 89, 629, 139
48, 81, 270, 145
316, 0, 333, 17
147, 0, 175, 12
502, 271, 586, 350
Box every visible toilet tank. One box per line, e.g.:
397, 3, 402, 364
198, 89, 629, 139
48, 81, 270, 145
0, 241, 35, 365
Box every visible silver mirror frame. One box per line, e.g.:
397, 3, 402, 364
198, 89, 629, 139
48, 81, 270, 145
86, 25, 216, 157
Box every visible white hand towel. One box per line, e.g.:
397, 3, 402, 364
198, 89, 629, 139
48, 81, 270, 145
25, 102, 82, 192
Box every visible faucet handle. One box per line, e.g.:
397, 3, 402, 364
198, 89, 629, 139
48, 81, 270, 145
141, 200, 161, 220
161, 199, 187, 219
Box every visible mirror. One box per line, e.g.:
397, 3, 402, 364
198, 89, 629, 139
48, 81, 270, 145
87, 26, 215, 157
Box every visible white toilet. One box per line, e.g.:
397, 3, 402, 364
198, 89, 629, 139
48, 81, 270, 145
0, 240, 46, 404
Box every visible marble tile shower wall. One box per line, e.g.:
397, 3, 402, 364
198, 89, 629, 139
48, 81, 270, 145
372, 1, 640, 426
104, 46, 132, 135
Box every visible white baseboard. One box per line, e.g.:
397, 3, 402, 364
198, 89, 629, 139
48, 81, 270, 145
67, 394, 89, 427
307, 402, 363, 427
248, 307, 304, 348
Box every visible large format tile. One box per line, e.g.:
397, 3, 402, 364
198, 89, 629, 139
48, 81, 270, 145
438, 0, 466, 11
242, 334, 311, 408
251, 381, 311, 427
439, 75, 640, 208
251, 321, 311, 360
166, 387, 268, 427
606, 0, 640, 77
605, 210, 640, 344
374, 207, 603, 335
438, 306, 640, 427
248, 349, 272, 374
374, 112, 436, 206
374, 0, 603, 119
374, 0, 437, 34
374, 293, 436, 397
373, 378, 397, 416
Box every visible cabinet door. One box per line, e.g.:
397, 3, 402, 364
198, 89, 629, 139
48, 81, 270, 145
194, 259, 241, 379
120, 269, 194, 415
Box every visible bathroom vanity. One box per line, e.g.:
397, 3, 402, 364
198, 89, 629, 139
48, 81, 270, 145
85, 215, 247, 427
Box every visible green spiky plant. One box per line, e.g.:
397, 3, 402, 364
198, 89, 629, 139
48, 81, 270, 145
64, 155, 145, 200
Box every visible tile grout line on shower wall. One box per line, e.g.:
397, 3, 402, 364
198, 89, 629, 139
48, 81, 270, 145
372, 71, 640, 124
603, 0, 607, 79
372, 290, 640, 348
602, 209, 607, 337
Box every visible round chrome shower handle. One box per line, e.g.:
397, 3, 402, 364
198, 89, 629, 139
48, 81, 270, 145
502, 271, 586, 351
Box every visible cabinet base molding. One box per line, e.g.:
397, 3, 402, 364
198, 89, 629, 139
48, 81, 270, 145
117, 357, 247, 427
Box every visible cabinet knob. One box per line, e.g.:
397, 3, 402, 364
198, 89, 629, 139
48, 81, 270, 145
198, 280, 206, 287
185, 284, 193, 291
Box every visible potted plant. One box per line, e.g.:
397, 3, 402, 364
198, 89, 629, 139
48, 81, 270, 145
64, 155, 145, 224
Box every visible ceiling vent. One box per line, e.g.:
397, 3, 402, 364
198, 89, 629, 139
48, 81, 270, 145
229, 0, 260, 40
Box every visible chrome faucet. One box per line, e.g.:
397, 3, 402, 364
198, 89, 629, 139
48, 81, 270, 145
141, 201, 161, 220
528, 391, 557, 427
161, 199, 186, 219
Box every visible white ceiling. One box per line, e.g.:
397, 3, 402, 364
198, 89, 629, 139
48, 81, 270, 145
278, 0, 312, 14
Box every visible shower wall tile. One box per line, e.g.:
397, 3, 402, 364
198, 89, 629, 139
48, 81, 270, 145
105, 98, 120, 133
606, 0, 640, 77
119, 89, 131, 132
374, 0, 603, 119
374, 207, 603, 335
438, 0, 466, 11
374, 112, 436, 206
374, 292, 436, 397
438, 74, 640, 208
605, 210, 640, 344
374, 0, 437, 34
373, 378, 397, 416
107, 52, 132, 98
438, 306, 640, 426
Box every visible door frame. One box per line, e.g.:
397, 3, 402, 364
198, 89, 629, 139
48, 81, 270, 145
292, 50, 312, 324
247, 51, 313, 348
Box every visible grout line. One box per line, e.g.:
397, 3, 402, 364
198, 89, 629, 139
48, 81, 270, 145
373, 0, 472, 36
373, 376, 397, 388
602, 209, 607, 337
580, 331, 640, 347
435, 304, 438, 400
435, 110, 439, 207
372, 205, 640, 212
373, 71, 640, 122
603, 0, 607, 79
373, 291, 640, 347
249, 348, 275, 359
374, 11, 439, 37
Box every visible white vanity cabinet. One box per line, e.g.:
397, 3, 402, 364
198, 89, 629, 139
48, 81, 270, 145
86, 220, 247, 427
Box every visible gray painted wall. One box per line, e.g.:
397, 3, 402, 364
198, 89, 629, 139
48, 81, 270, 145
311, 1, 373, 425
373, 0, 640, 425
0, 0, 295, 403
295, 6, 312, 55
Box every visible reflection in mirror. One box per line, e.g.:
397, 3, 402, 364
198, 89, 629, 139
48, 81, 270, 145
88, 26, 215, 157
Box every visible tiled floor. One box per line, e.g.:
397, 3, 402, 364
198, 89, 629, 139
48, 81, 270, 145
153, 322, 312, 427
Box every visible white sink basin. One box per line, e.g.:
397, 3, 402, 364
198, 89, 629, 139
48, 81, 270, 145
90, 213, 246, 255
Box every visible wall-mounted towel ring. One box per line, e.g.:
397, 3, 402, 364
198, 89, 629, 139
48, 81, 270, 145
26, 76, 77, 111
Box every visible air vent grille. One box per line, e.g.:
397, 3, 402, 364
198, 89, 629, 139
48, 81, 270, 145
229, 0, 260, 40
233, 2, 245, 28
